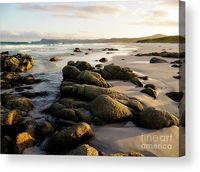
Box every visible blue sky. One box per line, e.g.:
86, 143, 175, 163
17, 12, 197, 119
0, 0, 179, 41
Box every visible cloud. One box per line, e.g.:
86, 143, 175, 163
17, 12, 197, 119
0, 30, 82, 41
17, 3, 126, 19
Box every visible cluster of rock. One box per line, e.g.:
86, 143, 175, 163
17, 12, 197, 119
1, 51, 34, 72
136, 51, 185, 58
38, 60, 180, 155
0, 52, 41, 89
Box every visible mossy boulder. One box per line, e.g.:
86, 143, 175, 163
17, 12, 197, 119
133, 107, 179, 129
62, 65, 81, 79
130, 77, 144, 87
37, 121, 54, 137
43, 122, 94, 153
89, 95, 133, 123
141, 88, 158, 99
76, 70, 111, 87
100, 64, 138, 80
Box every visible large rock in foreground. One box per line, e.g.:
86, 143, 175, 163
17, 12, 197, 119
133, 107, 179, 129
43, 122, 94, 153
89, 95, 133, 123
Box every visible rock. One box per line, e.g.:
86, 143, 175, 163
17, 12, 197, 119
109, 152, 144, 157
67, 60, 75, 66
171, 64, 182, 68
118, 99, 144, 112
74, 61, 93, 71
102, 48, 118, 51
1, 53, 34, 72
3, 109, 23, 125
150, 57, 168, 63
21, 74, 42, 85
88, 48, 92, 51
2, 95, 33, 112
15, 86, 33, 92
49, 57, 59, 62
59, 98, 87, 108
48, 102, 66, 114
20, 91, 48, 98
138, 76, 149, 80
23, 146, 47, 155
130, 77, 144, 87
15, 132, 35, 153
62, 65, 81, 79
95, 64, 103, 68
170, 60, 182, 64
133, 107, 179, 129
22, 119, 38, 138
74, 108, 92, 124
76, 70, 111, 88
85, 53, 89, 55
136, 51, 185, 58
144, 84, 157, 90
52, 108, 77, 121
92, 117, 106, 126
73, 48, 81, 52
101, 64, 138, 80
61, 84, 127, 101
173, 75, 181, 79
89, 95, 133, 123
166, 92, 184, 102
66, 144, 99, 156
1, 136, 12, 154
37, 121, 54, 137
99, 57, 108, 63
141, 88, 157, 99
43, 122, 94, 153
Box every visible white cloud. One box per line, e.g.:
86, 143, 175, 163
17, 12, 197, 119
17, 3, 126, 19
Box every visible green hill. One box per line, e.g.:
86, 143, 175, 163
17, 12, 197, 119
137, 36, 185, 43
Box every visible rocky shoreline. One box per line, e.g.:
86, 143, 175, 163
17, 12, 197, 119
0, 49, 185, 156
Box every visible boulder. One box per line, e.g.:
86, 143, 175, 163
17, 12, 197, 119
75, 108, 92, 124
66, 144, 99, 156
95, 64, 103, 69
59, 98, 87, 108
1, 53, 34, 72
166, 92, 184, 102
89, 95, 133, 123
74, 61, 93, 71
15, 132, 35, 153
118, 99, 144, 112
73, 48, 81, 52
100, 64, 137, 80
99, 57, 108, 63
150, 57, 168, 63
141, 88, 157, 99
3, 109, 23, 125
1, 136, 12, 154
133, 107, 179, 129
62, 65, 81, 79
20, 91, 48, 98
2, 95, 33, 112
76, 70, 111, 87
130, 77, 144, 87
67, 60, 75, 66
144, 84, 157, 90
49, 57, 59, 62
43, 122, 94, 153
37, 121, 54, 137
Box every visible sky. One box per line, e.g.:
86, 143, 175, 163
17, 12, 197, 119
0, 0, 180, 41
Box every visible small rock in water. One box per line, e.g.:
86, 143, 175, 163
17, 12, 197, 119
49, 57, 59, 62
144, 84, 157, 90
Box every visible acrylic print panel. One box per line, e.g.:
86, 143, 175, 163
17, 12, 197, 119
0, 0, 185, 157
